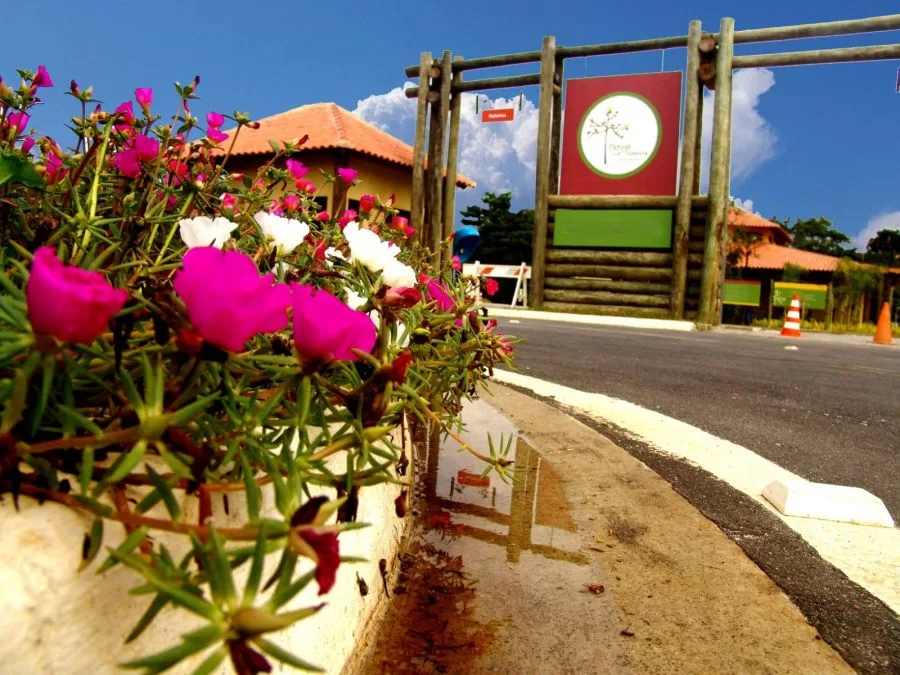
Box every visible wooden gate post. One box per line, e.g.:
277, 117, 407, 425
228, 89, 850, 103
671, 20, 703, 319
411, 52, 432, 247
699, 18, 734, 325
530, 36, 557, 310
426, 52, 451, 267
442, 56, 464, 246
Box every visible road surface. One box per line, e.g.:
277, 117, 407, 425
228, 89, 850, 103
497, 319, 900, 520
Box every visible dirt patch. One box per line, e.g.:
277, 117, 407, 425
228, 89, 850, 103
607, 513, 648, 544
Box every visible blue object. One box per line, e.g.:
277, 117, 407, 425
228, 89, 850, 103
453, 225, 480, 262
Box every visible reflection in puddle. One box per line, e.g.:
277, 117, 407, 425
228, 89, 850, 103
362, 399, 599, 674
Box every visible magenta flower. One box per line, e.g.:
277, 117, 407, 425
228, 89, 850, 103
44, 154, 67, 184
207, 127, 228, 143
268, 198, 283, 216
451, 255, 462, 272
206, 111, 225, 129
21, 137, 35, 154
133, 134, 159, 161
174, 248, 291, 353
338, 209, 358, 229
384, 286, 421, 308
392, 215, 408, 231
115, 149, 141, 178
316, 211, 330, 222
283, 193, 300, 212
421, 276, 455, 312
114, 101, 135, 130
359, 194, 376, 212
337, 167, 358, 185
484, 277, 500, 297
135, 87, 153, 111
33, 65, 53, 88
221, 193, 237, 210
286, 159, 309, 179
26, 247, 127, 344
404, 225, 416, 238
8, 111, 29, 134
290, 284, 377, 362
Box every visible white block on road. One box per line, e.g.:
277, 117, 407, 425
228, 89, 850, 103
762, 480, 895, 528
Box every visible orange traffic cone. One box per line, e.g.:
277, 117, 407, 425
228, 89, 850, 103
873, 302, 892, 345
780, 295, 802, 338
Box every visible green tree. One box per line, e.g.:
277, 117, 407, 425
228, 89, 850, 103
865, 228, 900, 266
833, 258, 882, 324
460, 192, 534, 265
775, 216, 854, 257
782, 263, 806, 282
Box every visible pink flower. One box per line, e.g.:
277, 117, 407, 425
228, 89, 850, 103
207, 127, 228, 143
167, 159, 188, 185
21, 137, 35, 154
206, 111, 225, 129
290, 284, 377, 362
451, 255, 462, 272
135, 87, 153, 111
484, 277, 500, 297
337, 167, 357, 185
8, 111, 29, 134
221, 193, 236, 210
114, 149, 141, 178
359, 194, 376, 212
26, 247, 127, 344
316, 211, 330, 222
33, 65, 53, 88
174, 248, 291, 353
114, 101, 135, 129
283, 193, 300, 212
286, 159, 309, 179
268, 198, 283, 216
295, 178, 314, 193
384, 286, 421, 308
391, 215, 408, 231
133, 134, 159, 161
194, 172, 206, 188
404, 225, 416, 238
421, 276, 455, 312
44, 154, 67, 184
338, 209, 357, 229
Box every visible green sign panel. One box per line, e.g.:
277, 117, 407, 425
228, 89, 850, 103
554, 209, 672, 249
723, 281, 761, 306
772, 282, 828, 310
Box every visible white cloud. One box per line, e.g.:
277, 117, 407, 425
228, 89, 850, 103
355, 69, 778, 214
732, 197, 759, 215
854, 210, 900, 250
700, 68, 777, 191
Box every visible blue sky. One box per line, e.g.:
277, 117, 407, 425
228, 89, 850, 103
6, 0, 899, 248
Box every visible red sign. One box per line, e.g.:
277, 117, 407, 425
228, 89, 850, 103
457, 469, 490, 488
560, 72, 682, 196
482, 108, 515, 123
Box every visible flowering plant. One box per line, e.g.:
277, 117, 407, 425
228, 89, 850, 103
0, 68, 515, 673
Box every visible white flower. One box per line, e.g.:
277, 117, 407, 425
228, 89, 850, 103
178, 216, 237, 249
253, 211, 310, 254
346, 289, 368, 311
324, 247, 346, 266
382, 258, 417, 288
344, 221, 399, 272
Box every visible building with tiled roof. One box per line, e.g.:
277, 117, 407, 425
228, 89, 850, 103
214, 103, 474, 221
728, 207, 841, 272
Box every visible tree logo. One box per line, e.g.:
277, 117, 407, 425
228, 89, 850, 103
577, 92, 662, 179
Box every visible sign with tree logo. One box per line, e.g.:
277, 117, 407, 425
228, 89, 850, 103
560, 73, 682, 195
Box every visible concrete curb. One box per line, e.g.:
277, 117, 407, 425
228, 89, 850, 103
484, 305, 696, 332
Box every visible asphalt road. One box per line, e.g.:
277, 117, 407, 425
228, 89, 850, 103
498, 319, 900, 520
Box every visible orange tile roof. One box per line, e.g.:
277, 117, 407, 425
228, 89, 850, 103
213, 103, 475, 188
728, 208, 792, 244
741, 242, 841, 272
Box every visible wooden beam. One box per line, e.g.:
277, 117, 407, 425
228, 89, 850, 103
541, 302, 672, 319
426, 51, 452, 267
405, 50, 542, 77
442, 55, 463, 246
699, 18, 734, 325
557, 34, 689, 58
545, 277, 671, 294
548, 194, 709, 209
546, 263, 673, 282
530, 36, 556, 309
405, 73, 541, 98
548, 57, 565, 195
671, 20, 703, 320
411, 52, 431, 246
692, 78, 705, 195
733, 14, 900, 44
547, 249, 672, 266
545, 289, 670, 308
733, 43, 900, 69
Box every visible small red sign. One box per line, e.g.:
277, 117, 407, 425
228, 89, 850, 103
457, 469, 490, 488
481, 108, 515, 123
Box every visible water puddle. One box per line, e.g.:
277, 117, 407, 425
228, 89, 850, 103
361, 398, 611, 674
